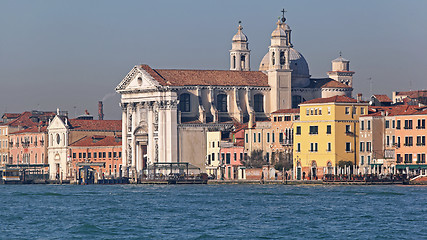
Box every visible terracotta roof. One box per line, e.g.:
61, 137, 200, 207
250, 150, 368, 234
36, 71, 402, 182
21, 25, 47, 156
4, 112, 37, 128
140, 65, 269, 87
301, 95, 358, 105
365, 105, 419, 117
307, 78, 352, 89
372, 94, 392, 103
10, 126, 47, 134
70, 136, 122, 147
2, 113, 20, 119
68, 119, 121, 131
396, 90, 427, 98
271, 108, 300, 114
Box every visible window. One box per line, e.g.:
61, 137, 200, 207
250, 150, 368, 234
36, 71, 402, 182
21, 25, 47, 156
319, 108, 322, 115
309, 126, 318, 135
352, 107, 356, 114
345, 125, 351, 133
360, 107, 365, 115
404, 154, 412, 163
296, 143, 301, 152
417, 154, 426, 163
254, 94, 264, 112
113, 152, 117, 158
392, 120, 395, 128
258, 133, 261, 143
416, 136, 426, 146
280, 51, 285, 65
310, 143, 318, 152
417, 119, 426, 129
267, 133, 270, 143
360, 142, 365, 152
73, 153, 76, 158
386, 136, 390, 146
397, 154, 402, 163
361, 121, 365, 130
217, 94, 228, 112
296, 126, 301, 135
367, 156, 371, 165
392, 136, 395, 146
385, 120, 390, 129
345, 107, 350, 114
361, 156, 364, 165
366, 142, 372, 152
253, 133, 256, 143
83, 153, 86, 159
272, 133, 275, 142
212, 153, 215, 161
240, 153, 243, 162
404, 136, 413, 146
108, 152, 112, 158
279, 133, 284, 142
367, 120, 371, 130
79, 153, 82, 158
88, 153, 91, 159
179, 93, 191, 112
346, 142, 351, 152
396, 120, 401, 129
306, 109, 310, 116
404, 120, 413, 129
234, 153, 237, 162
226, 153, 231, 164
245, 134, 248, 143
397, 137, 400, 147
327, 142, 331, 152
103, 152, 106, 158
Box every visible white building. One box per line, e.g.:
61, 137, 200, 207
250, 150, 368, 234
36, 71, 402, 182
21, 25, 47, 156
115, 13, 354, 178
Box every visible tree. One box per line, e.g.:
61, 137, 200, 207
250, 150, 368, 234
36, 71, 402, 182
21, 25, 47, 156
242, 150, 266, 168
338, 160, 353, 168
274, 150, 293, 171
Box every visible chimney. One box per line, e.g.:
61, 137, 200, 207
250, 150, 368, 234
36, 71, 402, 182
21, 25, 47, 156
357, 93, 363, 103
98, 101, 104, 120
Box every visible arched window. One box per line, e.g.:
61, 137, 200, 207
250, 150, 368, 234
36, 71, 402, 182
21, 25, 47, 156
280, 51, 285, 65
179, 93, 191, 112
272, 52, 275, 65
292, 95, 302, 108
217, 94, 228, 112
240, 55, 245, 69
232, 56, 236, 69
254, 94, 264, 112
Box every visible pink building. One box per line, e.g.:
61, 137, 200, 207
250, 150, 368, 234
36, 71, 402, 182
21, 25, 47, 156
395, 107, 427, 176
220, 142, 245, 180
9, 125, 48, 165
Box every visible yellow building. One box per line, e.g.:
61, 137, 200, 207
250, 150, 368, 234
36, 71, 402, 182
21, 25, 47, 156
293, 95, 368, 180
206, 131, 221, 178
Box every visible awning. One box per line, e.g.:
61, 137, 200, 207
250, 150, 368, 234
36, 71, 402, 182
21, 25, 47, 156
396, 164, 427, 170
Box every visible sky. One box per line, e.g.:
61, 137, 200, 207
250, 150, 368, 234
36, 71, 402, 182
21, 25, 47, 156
0, 0, 426, 120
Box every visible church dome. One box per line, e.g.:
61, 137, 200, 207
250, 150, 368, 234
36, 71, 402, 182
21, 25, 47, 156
232, 24, 248, 42
259, 48, 309, 76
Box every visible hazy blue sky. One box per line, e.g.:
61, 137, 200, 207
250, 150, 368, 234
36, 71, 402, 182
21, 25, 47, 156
1, 0, 426, 120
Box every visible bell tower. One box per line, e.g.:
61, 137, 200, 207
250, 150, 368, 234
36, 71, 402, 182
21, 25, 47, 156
230, 21, 250, 71
268, 10, 293, 111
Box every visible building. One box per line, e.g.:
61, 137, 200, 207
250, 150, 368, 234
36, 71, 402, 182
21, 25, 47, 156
395, 107, 427, 175
115, 12, 354, 178
0, 111, 56, 166
370, 94, 392, 106
47, 115, 121, 180
205, 131, 221, 178
393, 90, 427, 106
220, 142, 245, 180
69, 135, 122, 179
9, 125, 48, 165
293, 95, 368, 180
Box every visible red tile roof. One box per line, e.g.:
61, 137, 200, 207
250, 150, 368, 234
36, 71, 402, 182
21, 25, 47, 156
70, 136, 122, 147
308, 78, 352, 89
140, 65, 269, 87
396, 90, 427, 98
68, 119, 121, 131
301, 95, 358, 104
4, 112, 37, 127
364, 105, 419, 117
271, 108, 300, 114
2, 113, 20, 119
373, 94, 392, 103
10, 126, 47, 134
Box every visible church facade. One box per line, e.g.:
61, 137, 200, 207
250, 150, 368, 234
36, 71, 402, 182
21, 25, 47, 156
115, 14, 354, 178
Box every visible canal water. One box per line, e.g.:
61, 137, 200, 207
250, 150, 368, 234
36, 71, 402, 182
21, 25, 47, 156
0, 184, 425, 239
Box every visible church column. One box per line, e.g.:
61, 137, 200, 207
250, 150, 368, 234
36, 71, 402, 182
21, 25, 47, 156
130, 103, 137, 177
147, 102, 155, 166
121, 103, 128, 177
158, 101, 165, 163
165, 100, 178, 163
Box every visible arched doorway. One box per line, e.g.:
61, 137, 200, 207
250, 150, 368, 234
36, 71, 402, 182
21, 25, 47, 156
296, 161, 302, 180
311, 161, 317, 180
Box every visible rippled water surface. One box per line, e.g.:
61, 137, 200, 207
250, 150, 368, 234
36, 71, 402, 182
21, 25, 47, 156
0, 184, 426, 239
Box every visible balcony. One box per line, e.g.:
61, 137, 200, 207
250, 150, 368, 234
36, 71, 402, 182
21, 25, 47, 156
280, 140, 293, 146
345, 131, 354, 136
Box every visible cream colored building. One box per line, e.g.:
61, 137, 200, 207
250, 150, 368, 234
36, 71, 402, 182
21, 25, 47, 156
206, 131, 221, 177
116, 13, 354, 177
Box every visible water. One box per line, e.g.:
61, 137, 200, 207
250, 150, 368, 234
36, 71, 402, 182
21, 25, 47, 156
0, 184, 426, 239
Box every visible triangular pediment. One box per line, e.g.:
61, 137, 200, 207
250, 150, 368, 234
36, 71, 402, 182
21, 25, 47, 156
115, 65, 161, 92
47, 115, 67, 131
